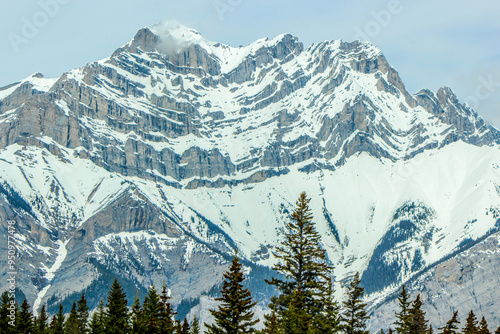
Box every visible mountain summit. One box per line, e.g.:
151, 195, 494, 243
2, 22, 497, 188
1, 23, 500, 328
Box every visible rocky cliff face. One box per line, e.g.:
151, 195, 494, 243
368, 228, 500, 330
1, 23, 497, 188
1, 22, 500, 327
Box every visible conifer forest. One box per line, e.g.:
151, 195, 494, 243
2, 193, 499, 334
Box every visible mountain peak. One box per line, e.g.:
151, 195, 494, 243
125, 21, 212, 55
2, 20, 500, 326
120, 22, 304, 75
128, 27, 160, 52
150, 20, 207, 49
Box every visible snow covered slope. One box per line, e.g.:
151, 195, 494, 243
0, 21, 499, 325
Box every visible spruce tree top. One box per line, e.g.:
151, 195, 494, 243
105, 278, 130, 334
463, 310, 478, 334
395, 285, 411, 334
205, 255, 258, 334
340, 272, 369, 334
479, 316, 490, 334
267, 192, 333, 312
408, 294, 429, 334
438, 311, 459, 334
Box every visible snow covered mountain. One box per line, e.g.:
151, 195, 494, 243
1, 21, 500, 327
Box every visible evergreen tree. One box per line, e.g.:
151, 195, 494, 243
280, 289, 311, 334
37, 304, 50, 334
88, 299, 105, 334
174, 320, 182, 334
130, 293, 146, 334
180, 318, 190, 334
77, 293, 89, 333
159, 285, 175, 334
17, 299, 33, 334
50, 304, 65, 334
494, 327, 500, 334
266, 192, 337, 331
142, 285, 162, 333
190, 315, 200, 334
340, 272, 369, 334
260, 309, 280, 334
407, 295, 429, 334
104, 278, 130, 334
174, 319, 190, 334
463, 311, 478, 334
64, 301, 79, 334
205, 255, 259, 334
312, 279, 340, 334
478, 317, 490, 334
395, 285, 412, 334
438, 311, 459, 334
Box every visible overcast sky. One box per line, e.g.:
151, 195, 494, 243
1, 1, 499, 126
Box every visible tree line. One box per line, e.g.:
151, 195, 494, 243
1, 192, 499, 333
